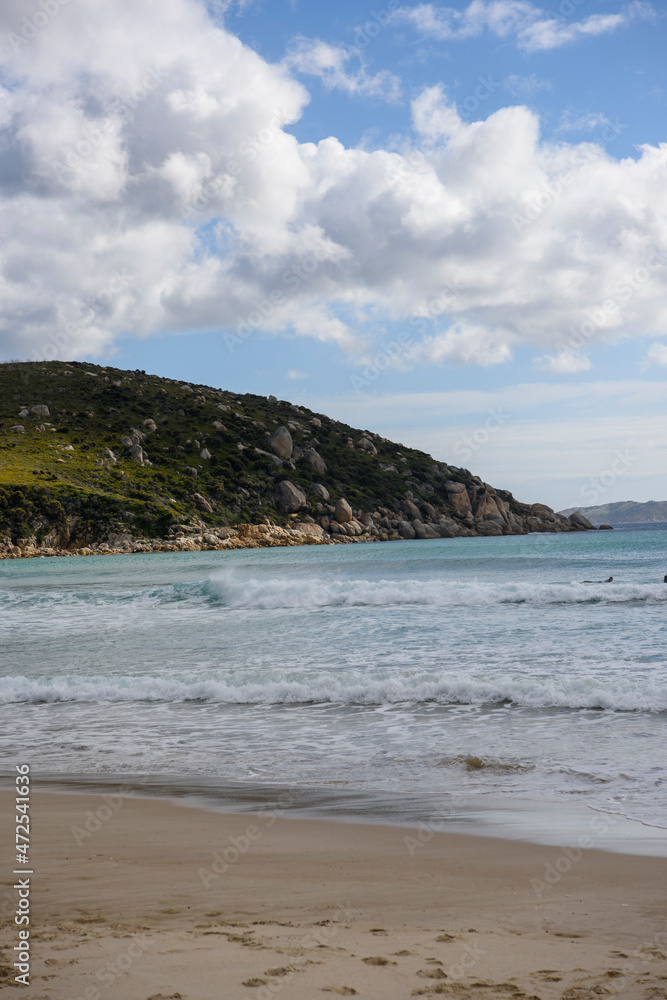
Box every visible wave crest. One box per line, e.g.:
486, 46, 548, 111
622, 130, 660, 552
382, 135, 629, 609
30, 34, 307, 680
2, 673, 664, 712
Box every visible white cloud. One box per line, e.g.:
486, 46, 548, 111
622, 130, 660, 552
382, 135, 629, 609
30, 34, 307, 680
642, 341, 667, 367
395, 1, 654, 53
408, 322, 513, 366
557, 110, 618, 134
533, 351, 592, 373
287, 368, 308, 379
283, 38, 401, 102
0, 0, 667, 370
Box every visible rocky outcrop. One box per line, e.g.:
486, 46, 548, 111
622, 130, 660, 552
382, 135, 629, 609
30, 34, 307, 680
0, 487, 596, 560
276, 480, 307, 513
334, 498, 353, 523
311, 483, 330, 501
268, 426, 293, 460
402, 499, 421, 521
192, 493, 213, 513
568, 511, 595, 530
303, 448, 327, 474
357, 436, 377, 455
445, 482, 473, 518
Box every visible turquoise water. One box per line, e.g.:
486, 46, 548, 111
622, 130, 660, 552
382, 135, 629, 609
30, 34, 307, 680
1, 529, 666, 839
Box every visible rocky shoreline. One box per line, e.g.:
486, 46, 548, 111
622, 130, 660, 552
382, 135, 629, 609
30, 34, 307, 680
0, 494, 596, 559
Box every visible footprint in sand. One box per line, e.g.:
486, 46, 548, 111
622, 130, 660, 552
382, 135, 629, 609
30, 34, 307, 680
416, 967, 448, 980
321, 988, 358, 996
362, 956, 398, 966
242, 979, 268, 987
533, 970, 563, 982
435, 933, 458, 942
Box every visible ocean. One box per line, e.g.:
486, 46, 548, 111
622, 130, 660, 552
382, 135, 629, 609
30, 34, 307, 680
2, 528, 666, 852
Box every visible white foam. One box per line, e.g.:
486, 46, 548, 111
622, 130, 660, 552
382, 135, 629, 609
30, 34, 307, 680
2, 671, 665, 711
208, 572, 667, 610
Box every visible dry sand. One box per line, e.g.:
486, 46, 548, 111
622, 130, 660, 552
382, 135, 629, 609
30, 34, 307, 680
1, 789, 666, 1000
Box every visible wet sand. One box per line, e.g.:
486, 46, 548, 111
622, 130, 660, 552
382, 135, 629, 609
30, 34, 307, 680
1, 789, 666, 999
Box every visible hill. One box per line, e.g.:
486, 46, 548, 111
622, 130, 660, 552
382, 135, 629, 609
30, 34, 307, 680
558, 500, 667, 526
0, 361, 594, 558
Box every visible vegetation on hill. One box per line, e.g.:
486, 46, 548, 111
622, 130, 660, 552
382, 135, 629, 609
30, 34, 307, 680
0, 361, 591, 556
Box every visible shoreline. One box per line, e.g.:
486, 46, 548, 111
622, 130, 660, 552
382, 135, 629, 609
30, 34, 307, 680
0, 515, 596, 561
1, 788, 666, 999
3, 775, 667, 857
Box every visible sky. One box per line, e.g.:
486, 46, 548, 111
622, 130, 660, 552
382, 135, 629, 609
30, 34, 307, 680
0, 0, 666, 510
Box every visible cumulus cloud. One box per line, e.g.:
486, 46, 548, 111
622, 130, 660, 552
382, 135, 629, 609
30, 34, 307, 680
284, 37, 401, 102
642, 342, 667, 367
395, 1, 654, 53
0, 0, 667, 371
408, 323, 514, 366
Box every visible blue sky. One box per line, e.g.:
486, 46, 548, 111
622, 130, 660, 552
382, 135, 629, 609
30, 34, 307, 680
1, 0, 666, 508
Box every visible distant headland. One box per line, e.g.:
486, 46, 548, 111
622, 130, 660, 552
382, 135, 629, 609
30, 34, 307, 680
0, 361, 596, 559
559, 500, 667, 527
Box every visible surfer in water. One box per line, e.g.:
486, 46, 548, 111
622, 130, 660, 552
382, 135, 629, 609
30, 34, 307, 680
581, 576, 613, 583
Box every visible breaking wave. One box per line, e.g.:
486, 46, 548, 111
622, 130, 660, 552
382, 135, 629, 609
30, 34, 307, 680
206, 574, 667, 609
3, 575, 666, 615
2, 671, 665, 711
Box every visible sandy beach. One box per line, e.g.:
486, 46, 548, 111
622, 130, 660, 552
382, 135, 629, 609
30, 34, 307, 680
1, 790, 666, 999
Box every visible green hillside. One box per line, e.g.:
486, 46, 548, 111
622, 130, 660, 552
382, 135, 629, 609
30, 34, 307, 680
0, 361, 592, 556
